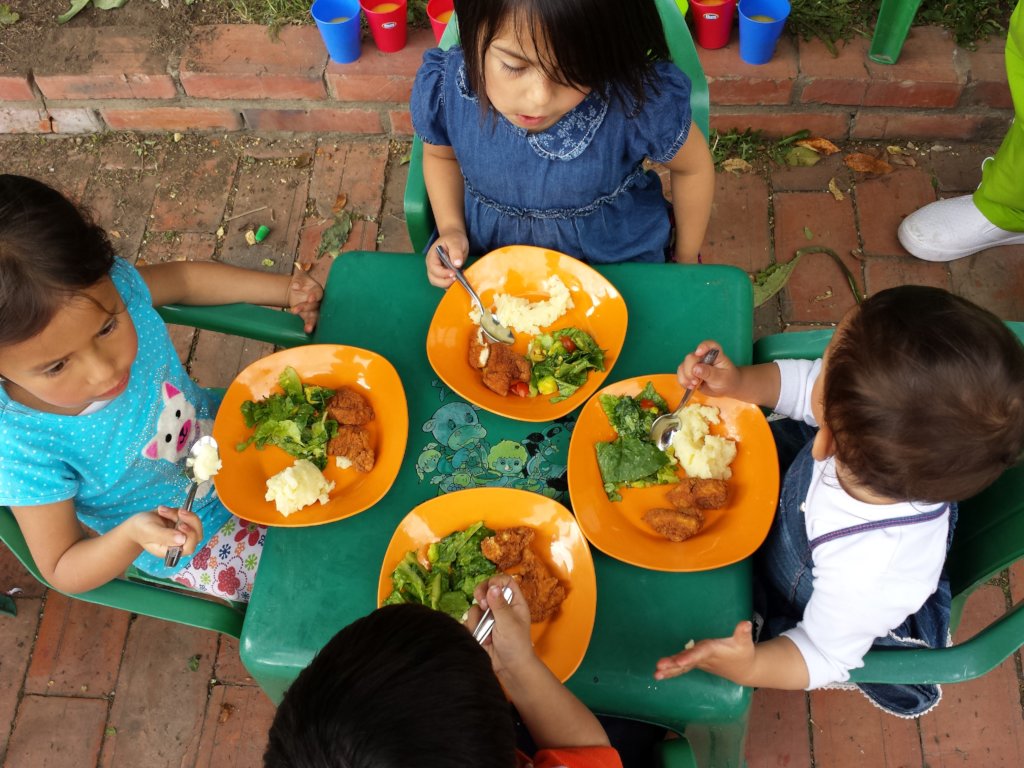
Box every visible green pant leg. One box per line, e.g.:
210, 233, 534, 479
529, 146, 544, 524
974, 1, 1024, 231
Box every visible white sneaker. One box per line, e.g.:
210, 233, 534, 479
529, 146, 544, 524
898, 194, 1024, 262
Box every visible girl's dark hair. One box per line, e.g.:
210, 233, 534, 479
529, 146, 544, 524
264, 603, 518, 768
456, 0, 670, 111
824, 285, 1024, 503
0, 174, 116, 348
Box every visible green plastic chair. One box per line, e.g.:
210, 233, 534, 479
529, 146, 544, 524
868, 0, 923, 65
753, 322, 1024, 685
403, 0, 711, 256
0, 302, 311, 638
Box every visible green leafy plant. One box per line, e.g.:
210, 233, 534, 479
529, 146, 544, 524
58, 0, 127, 25
0, 3, 19, 26
709, 129, 811, 170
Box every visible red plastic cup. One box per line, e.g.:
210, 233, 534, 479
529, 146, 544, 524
359, 0, 407, 53
690, 0, 736, 50
426, 0, 454, 45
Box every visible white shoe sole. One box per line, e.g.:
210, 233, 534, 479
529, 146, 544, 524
898, 195, 1024, 262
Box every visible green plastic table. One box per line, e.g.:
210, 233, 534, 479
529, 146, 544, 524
240, 252, 755, 768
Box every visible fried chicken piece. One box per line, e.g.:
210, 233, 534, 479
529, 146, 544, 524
468, 328, 490, 369
326, 388, 374, 426
480, 526, 534, 570
479, 342, 531, 396
666, 477, 730, 510
512, 548, 567, 622
327, 425, 375, 472
482, 527, 566, 622
643, 507, 705, 542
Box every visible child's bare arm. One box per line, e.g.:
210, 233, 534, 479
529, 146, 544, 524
422, 142, 469, 288
470, 576, 610, 750
139, 262, 324, 333
677, 340, 782, 409
665, 123, 715, 264
11, 500, 202, 594
654, 621, 810, 690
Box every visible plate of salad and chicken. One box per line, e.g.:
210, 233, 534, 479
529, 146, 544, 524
426, 245, 627, 422
212, 345, 408, 526
377, 488, 596, 682
566, 374, 779, 572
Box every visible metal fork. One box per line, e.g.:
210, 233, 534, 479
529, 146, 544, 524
471, 585, 514, 644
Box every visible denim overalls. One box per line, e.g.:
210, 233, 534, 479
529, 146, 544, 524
756, 420, 957, 717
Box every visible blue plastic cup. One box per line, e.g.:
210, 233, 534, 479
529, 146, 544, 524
312, 0, 362, 64
738, 0, 790, 65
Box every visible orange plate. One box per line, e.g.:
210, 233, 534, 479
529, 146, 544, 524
426, 245, 628, 422
213, 345, 408, 527
567, 374, 779, 572
376, 488, 597, 682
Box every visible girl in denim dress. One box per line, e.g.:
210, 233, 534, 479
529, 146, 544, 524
410, 0, 715, 288
654, 286, 1024, 717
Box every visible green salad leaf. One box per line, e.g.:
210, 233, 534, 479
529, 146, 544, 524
237, 366, 339, 469
528, 328, 605, 402
384, 522, 497, 621
595, 383, 678, 501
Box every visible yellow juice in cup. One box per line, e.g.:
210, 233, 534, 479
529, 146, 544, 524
329, 15, 350, 22
436, 10, 452, 23
749, 14, 775, 22
701, 0, 727, 5
372, 2, 400, 11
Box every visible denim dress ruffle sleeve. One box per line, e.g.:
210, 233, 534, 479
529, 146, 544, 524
410, 47, 693, 264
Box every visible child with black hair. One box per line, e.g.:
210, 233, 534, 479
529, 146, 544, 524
265, 575, 623, 768
655, 286, 1024, 717
412, 0, 715, 287
0, 174, 322, 602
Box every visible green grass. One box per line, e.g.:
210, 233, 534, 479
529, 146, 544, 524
224, 0, 429, 27
788, 0, 1014, 51
709, 128, 810, 169
218, 0, 1012, 48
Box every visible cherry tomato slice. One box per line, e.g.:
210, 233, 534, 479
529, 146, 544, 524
560, 336, 577, 354
639, 399, 656, 410
510, 381, 530, 397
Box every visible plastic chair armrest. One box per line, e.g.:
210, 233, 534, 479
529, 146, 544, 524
848, 602, 1024, 684
157, 304, 311, 349
657, 737, 698, 768
403, 137, 435, 257
0, 507, 244, 637
753, 330, 835, 364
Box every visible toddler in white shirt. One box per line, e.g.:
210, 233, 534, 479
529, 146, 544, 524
654, 285, 1024, 716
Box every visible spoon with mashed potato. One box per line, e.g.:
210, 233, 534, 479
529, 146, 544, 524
436, 245, 514, 345
650, 349, 719, 452
165, 435, 220, 567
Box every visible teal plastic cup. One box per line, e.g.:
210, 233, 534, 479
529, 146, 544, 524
312, 0, 362, 64
738, 0, 790, 65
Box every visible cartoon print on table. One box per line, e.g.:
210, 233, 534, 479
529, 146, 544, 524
140, 381, 215, 497
414, 392, 575, 501
420, 401, 491, 493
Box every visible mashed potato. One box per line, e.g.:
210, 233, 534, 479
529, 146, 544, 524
469, 275, 574, 336
669, 404, 737, 480
265, 459, 335, 517
187, 441, 221, 483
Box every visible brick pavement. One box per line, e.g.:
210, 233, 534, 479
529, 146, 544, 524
0, 131, 1022, 766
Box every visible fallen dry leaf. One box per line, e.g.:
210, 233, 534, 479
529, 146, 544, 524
332, 192, 349, 213
827, 177, 845, 201
721, 157, 753, 174
796, 138, 840, 155
886, 145, 907, 155
844, 153, 893, 175
887, 152, 917, 167
218, 703, 236, 724
814, 287, 834, 302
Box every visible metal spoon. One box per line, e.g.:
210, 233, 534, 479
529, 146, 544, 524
471, 584, 514, 644
649, 349, 720, 452
436, 245, 514, 345
165, 435, 219, 568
